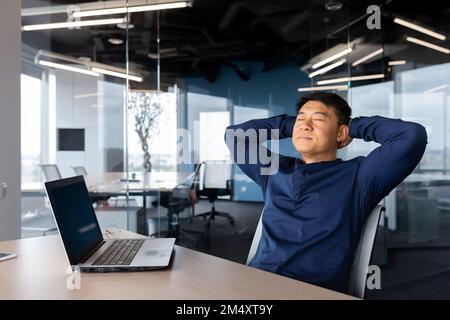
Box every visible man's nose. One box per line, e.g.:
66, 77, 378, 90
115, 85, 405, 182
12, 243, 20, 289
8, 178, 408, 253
300, 120, 313, 131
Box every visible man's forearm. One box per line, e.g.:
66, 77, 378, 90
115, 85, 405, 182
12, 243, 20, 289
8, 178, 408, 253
350, 115, 428, 199
349, 116, 427, 147
224, 114, 294, 182
226, 114, 296, 142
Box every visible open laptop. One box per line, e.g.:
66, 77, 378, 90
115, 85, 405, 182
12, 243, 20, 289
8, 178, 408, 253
44, 175, 175, 272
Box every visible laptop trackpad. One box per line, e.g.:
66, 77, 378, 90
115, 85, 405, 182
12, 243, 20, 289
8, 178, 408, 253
131, 239, 174, 267
144, 249, 171, 257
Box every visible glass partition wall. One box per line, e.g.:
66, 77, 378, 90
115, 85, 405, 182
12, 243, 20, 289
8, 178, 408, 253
20, 0, 172, 239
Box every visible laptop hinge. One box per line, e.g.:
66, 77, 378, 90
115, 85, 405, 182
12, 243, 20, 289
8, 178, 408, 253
79, 240, 106, 263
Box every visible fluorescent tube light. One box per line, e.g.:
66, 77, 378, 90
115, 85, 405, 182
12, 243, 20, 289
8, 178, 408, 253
388, 60, 406, 66
312, 48, 352, 69
317, 74, 385, 85
424, 84, 448, 94
309, 59, 346, 78
298, 85, 348, 92
352, 48, 384, 66
38, 60, 100, 77
91, 67, 143, 82
73, 1, 190, 18
22, 18, 125, 31
75, 92, 103, 99
406, 36, 450, 54
394, 18, 446, 41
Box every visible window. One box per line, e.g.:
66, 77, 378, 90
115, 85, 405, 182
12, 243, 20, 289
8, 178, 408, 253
199, 111, 231, 162
21, 74, 42, 183
127, 91, 177, 172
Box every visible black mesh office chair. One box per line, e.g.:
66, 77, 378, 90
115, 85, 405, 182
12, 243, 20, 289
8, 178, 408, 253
195, 161, 235, 227
152, 164, 204, 246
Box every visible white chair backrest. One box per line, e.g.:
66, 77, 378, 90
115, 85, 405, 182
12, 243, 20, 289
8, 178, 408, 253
246, 209, 264, 265
72, 166, 88, 176
348, 204, 384, 299
201, 161, 232, 189
39, 164, 62, 182
246, 205, 384, 299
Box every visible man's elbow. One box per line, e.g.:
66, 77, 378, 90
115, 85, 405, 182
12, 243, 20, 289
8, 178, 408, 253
408, 123, 428, 154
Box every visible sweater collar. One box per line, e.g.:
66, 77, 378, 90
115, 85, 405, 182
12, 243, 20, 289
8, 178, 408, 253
295, 158, 342, 168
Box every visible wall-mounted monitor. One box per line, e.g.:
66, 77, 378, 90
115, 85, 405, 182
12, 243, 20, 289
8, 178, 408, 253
57, 128, 85, 151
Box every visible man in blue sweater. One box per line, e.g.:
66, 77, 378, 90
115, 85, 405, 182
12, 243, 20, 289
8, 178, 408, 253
225, 92, 427, 293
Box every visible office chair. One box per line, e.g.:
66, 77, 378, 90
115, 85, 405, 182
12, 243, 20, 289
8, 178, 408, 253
69, 166, 113, 207
39, 164, 62, 181
247, 205, 385, 299
348, 204, 385, 299
29, 164, 63, 235
151, 164, 204, 246
194, 161, 235, 227
72, 166, 88, 176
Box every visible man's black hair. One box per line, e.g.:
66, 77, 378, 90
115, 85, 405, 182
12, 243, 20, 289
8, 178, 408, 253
296, 92, 352, 126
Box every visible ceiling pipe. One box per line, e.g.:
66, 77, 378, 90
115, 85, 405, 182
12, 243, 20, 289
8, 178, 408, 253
222, 61, 249, 81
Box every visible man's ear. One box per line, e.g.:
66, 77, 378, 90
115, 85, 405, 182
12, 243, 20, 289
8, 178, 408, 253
337, 124, 349, 144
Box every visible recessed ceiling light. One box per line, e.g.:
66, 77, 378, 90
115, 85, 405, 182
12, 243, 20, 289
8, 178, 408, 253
406, 36, 450, 54
324, 1, 343, 11
108, 38, 123, 45
117, 22, 134, 29
388, 60, 406, 66
38, 60, 100, 77
312, 47, 352, 69
394, 17, 446, 41
298, 85, 348, 92
22, 17, 125, 31
317, 74, 385, 85
352, 48, 384, 67
308, 59, 346, 78
73, 1, 192, 18
91, 67, 143, 82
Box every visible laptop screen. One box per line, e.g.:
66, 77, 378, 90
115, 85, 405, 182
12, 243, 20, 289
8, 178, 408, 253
45, 176, 104, 265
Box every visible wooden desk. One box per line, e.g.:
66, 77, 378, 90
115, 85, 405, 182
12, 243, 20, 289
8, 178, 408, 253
0, 231, 356, 300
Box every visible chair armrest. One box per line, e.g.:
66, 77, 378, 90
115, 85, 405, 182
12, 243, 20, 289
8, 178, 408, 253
226, 179, 234, 200
226, 179, 234, 190
172, 185, 191, 199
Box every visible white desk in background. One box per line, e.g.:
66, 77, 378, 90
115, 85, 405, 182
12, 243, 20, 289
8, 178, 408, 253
21, 172, 191, 235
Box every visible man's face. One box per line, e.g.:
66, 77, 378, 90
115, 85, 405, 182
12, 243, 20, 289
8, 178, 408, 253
292, 100, 342, 156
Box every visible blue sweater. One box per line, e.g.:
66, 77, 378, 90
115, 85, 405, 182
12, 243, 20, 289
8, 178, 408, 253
225, 115, 428, 293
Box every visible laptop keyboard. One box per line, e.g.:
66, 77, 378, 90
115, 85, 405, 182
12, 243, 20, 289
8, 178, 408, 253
93, 239, 145, 266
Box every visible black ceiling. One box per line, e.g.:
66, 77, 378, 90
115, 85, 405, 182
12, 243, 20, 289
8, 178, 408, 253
22, 0, 450, 88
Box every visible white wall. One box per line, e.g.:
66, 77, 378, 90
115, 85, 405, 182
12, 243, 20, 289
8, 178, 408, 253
100, 80, 125, 171
0, 0, 21, 240
54, 71, 106, 177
